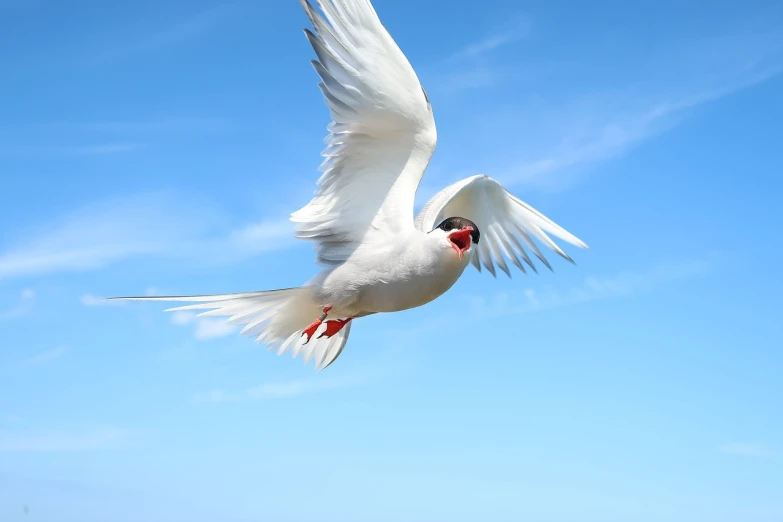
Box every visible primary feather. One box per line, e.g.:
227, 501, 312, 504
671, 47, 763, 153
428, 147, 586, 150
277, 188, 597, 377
291, 0, 437, 265
416, 175, 588, 277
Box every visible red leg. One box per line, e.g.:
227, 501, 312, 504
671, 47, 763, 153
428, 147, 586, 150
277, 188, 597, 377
301, 306, 332, 344
317, 318, 352, 339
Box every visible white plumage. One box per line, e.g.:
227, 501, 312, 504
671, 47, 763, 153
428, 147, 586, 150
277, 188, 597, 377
415, 175, 587, 277
291, 0, 437, 266
111, 0, 588, 370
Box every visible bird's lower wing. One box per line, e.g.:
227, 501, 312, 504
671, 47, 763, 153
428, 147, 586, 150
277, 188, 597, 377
415, 175, 588, 277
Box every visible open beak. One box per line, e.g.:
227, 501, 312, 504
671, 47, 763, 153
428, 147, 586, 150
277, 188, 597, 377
448, 227, 474, 259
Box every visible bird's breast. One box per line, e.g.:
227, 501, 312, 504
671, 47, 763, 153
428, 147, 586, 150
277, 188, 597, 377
329, 241, 470, 315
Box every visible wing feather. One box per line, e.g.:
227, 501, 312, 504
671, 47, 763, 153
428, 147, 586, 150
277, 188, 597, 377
415, 175, 587, 276
293, 0, 437, 265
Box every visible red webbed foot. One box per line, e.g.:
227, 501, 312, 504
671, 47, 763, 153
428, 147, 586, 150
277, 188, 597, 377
301, 319, 322, 344
317, 318, 352, 339
301, 306, 332, 345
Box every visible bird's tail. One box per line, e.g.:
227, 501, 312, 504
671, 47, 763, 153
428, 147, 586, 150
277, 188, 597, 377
108, 287, 352, 370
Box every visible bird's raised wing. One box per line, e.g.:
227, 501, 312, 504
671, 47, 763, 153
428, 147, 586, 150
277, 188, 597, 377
292, 0, 437, 265
415, 175, 588, 277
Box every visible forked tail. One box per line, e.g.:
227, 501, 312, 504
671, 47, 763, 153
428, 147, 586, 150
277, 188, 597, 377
109, 287, 352, 371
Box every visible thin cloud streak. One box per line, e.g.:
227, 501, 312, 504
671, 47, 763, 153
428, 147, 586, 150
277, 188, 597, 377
0, 117, 233, 135
0, 426, 133, 453
0, 193, 294, 281
0, 195, 187, 280
429, 15, 531, 94
170, 311, 238, 341
0, 288, 35, 320
92, 5, 235, 63
194, 351, 405, 403
80, 294, 122, 307
496, 27, 783, 190
719, 442, 779, 459
450, 15, 532, 61
506, 66, 783, 189
23, 346, 70, 366
195, 375, 365, 403
467, 259, 713, 318
61, 143, 144, 156
0, 118, 233, 158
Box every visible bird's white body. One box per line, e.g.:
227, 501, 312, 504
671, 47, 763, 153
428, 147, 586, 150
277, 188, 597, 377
112, 0, 588, 370
312, 228, 471, 316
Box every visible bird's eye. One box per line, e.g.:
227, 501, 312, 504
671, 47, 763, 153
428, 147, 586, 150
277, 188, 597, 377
439, 221, 453, 232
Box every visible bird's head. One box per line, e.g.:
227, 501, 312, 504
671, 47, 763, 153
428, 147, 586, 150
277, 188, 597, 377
431, 217, 480, 260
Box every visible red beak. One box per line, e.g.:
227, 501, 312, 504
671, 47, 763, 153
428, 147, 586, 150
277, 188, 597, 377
448, 227, 474, 259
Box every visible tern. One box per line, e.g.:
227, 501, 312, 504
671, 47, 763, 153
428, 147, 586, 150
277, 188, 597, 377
111, 0, 588, 370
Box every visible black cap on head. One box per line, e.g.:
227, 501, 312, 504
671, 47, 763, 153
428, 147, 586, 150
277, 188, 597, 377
436, 217, 480, 244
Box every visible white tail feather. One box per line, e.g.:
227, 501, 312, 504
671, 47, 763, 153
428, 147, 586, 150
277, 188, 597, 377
108, 288, 352, 370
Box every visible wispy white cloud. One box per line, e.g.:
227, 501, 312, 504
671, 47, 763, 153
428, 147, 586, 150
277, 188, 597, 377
0, 426, 133, 453
195, 320, 237, 341
92, 6, 234, 63
195, 375, 364, 403
506, 67, 782, 189
1, 117, 233, 136
427, 15, 531, 94
246, 378, 353, 399
0, 0, 39, 8
82, 287, 162, 306
0, 288, 35, 320
77, 118, 233, 134
170, 311, 196, 326
80, 294, 117, 307
22, 346, 70, 366
467, 259, 713, 318
2, 8, 234, 158
211, 219, 297, 264
0, 118, 232, 158
719, 442, 779, 459
0, 193, 294, 281
495, 27, 783, 190
432, 67, 500, 94
61, 142, 144, 156
193, 351, 404, 403
0, 195, 187, 280
170, 311, 237, 341
451, 14, 532, 61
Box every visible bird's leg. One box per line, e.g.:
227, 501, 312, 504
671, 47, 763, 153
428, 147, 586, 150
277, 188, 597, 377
317, 317, 353, 339
301, 306, 331, 344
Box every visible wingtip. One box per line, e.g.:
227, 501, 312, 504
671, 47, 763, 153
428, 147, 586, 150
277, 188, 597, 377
298, 0, 314, 14
571, 236, 590, 250
539, 257, 553, 272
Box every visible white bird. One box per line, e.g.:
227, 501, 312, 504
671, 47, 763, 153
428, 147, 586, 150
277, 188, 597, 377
111, 0, 588, 370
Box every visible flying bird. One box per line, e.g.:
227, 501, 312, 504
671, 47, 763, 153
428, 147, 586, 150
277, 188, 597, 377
111, 0, 588, 370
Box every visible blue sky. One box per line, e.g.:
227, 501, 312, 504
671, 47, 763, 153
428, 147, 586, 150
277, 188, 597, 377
1, 0, 783, 520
